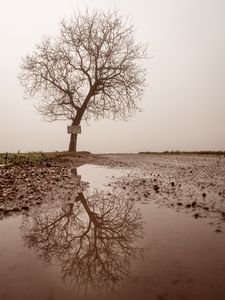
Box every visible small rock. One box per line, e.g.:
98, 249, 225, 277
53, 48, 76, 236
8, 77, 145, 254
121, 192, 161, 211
203, 206, 209, 211
193, 213, 199, 219
171, 182, 175, 187
215, 229, 222, 233
177, 202, 183, 206
11, 207, 20, 212
191, 201, 197, 208
202, 193, 206, 198
153, 185, 159, 192
21, 206, 29, 211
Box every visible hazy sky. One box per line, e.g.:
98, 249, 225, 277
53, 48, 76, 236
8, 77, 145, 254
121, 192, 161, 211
1, 0, 225, 153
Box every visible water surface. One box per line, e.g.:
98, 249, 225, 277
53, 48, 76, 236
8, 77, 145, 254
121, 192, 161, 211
0, 164, 225, 300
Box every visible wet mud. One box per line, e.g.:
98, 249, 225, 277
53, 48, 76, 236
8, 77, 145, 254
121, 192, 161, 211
95, 154, 225, 232
0, 154, 225, 299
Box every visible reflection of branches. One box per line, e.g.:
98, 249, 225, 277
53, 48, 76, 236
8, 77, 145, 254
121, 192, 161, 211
21, 191, 143, 289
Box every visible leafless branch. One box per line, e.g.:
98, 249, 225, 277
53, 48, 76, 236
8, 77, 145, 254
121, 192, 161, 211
19, 9, 148, 124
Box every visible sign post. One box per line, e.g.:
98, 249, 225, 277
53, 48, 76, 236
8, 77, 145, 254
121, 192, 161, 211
67, 126, 81, 134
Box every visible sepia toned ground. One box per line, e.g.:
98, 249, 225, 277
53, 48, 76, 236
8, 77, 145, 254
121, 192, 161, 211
96, 153, 225, 231
0, 153, 225, 300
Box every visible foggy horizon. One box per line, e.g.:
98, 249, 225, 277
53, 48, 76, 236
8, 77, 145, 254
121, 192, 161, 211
1, 0, 225, 153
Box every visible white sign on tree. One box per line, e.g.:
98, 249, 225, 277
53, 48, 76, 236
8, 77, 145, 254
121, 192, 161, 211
67, 126, 81, 134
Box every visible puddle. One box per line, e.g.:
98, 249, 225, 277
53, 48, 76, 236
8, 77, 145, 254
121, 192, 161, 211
78, 164, 129, 191
0, 164, 225, 300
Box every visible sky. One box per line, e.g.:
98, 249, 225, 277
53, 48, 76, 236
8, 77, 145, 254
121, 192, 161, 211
0, 0, 225, 153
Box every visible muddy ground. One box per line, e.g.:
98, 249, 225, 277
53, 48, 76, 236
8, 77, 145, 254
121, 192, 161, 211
0, 154, 95, 216
1, 153, 225, 300
1, 153, 225, 230
97, 153, 225, 232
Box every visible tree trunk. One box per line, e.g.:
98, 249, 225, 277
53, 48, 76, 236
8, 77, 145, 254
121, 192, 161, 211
68, 133, 78, 152
68, 104, 88, 152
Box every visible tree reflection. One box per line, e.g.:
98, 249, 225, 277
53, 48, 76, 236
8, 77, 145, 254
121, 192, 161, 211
21, 186, 143, 289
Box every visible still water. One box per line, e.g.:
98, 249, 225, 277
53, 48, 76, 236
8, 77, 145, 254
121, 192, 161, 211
0, 164, 225, 300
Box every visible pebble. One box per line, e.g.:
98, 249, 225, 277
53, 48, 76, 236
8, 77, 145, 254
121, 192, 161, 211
203, 206, 209, 211
11, 207, 20, 212
153, 185, 159, 192
191, 201, 197, 208
21, 206, 30, 211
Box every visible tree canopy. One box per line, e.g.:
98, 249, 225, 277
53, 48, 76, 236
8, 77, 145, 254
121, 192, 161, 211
19, 9, 148, 151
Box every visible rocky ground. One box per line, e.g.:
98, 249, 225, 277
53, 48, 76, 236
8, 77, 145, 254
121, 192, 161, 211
1, 153, 225, 231
94, 154, 225, 232
0, 154, 96, 218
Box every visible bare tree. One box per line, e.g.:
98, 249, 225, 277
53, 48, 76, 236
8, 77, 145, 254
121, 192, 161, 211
21, 191, 143, 290
19, 9, 147, 151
